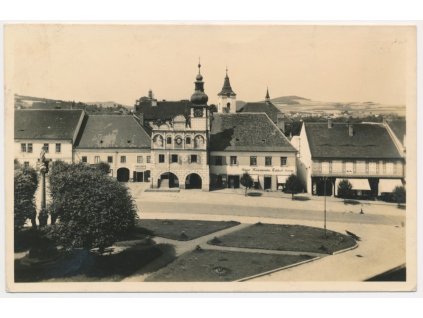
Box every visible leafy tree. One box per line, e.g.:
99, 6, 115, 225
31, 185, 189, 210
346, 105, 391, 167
240, 173, 254, 196
392, 186, 406, 207
285, 174, 303, 199
48, 162, 137, 253
14, 163, 38, 230
337, 179, 353, 199
209, 104, 218, 113
93, 162, 111, 175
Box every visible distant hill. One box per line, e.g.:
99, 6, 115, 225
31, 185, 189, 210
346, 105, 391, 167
86, 101, 131, 108
15, 94, 130, 114
269, 96, 310, 104
268, 95, 405, 117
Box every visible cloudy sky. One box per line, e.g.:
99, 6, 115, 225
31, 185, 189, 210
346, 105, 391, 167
5, 24, 415, 106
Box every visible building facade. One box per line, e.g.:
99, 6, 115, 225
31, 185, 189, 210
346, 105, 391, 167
209, 113, 297, 191
149, 63, 210, 190
14, 109, 85, 167
73, 115, 152, 182
296, 120, 405, 197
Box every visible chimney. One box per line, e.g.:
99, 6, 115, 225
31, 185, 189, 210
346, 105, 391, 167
328, 118, 333, 128
148, 89, 154, 100
348, 124, 354, 137
277, 113, 285, 133
138, 113, 144, 126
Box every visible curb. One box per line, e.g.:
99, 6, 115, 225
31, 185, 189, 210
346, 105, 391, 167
236, 256, 321, 282
331, 242, 359, 255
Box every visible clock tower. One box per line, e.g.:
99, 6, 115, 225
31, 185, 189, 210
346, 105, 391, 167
190, 61, 210, 131
149, 61, 210, 191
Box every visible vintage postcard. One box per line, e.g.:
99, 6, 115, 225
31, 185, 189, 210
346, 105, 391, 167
4, 24, 417, 292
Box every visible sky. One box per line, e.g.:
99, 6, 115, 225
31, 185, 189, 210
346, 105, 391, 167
5, 24, 416, 106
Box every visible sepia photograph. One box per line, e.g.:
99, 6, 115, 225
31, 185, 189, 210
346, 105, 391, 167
3, 24, 417, 292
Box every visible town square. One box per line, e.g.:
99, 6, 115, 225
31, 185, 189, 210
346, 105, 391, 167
5, 24, 414, 291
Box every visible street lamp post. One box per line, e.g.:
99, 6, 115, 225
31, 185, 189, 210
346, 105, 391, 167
323, 177, 327, 239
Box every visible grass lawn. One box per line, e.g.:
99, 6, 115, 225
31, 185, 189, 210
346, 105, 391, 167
15, 241, 176, 282
146, 249, 313, 282
135, 219, 240, 241
208, 223, 357, 254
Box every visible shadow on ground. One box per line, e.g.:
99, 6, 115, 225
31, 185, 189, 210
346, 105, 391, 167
293, 196, 311, 201
15, 241, 176, 282
343, 199, 361, 205
247, 192, 263, 197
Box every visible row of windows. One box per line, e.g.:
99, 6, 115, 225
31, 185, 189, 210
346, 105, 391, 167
81, 155, 151, 164
210, 156, 288, 166
315, 160, 402, 174
158, 154, 199, 163
21, 143, 61, 153
153, 134, 205, 148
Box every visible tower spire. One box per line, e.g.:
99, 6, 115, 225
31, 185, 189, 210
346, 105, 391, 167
191, 60, 208, 105
218, 68, 236, 97
265, 87, 270, 103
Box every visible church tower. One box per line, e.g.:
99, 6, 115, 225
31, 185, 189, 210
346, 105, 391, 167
217, 68, 236, 113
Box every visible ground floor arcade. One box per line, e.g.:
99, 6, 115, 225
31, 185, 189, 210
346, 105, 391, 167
311, 176, 404, 198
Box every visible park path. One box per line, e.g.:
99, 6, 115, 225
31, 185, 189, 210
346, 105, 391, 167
123, 211, 406, 284
122, 220, 328, 282
150, 223, 250, 257
122, 223, 249, 282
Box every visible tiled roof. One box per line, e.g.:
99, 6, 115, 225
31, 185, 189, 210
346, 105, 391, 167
218, 75, 236, 97
15, 109, 84, 140
238, 102, 281, 123
75, 115, 151, 149
210, 113, 297, 152
135, 100, 192, 121
387, 120, 406, 145
304, 122, 402, 159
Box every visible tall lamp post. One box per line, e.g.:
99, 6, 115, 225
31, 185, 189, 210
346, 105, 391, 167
323, 176, 327, 239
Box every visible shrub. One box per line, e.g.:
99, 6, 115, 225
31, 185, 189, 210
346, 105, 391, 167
14, 164, 38, 230
240, 172, 254, 196
392, 186, 406, 206
48, 162, 137, 253
285, 174, 303, 199
337, 179, 353, 199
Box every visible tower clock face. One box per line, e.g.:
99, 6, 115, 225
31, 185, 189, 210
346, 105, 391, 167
194, 108, 204, 117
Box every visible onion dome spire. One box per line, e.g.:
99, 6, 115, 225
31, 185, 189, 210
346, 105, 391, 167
218, 67, 236, 97
190, 59, 209, 105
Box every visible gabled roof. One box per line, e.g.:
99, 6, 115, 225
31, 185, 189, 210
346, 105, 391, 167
238, 102, 281, 123
135, 100, 192, 121
15, 109, 85, 140
386, 120, 406, 145
75, 115, 151, 149
210, 113, 297, 152
304, 122, 402, 159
